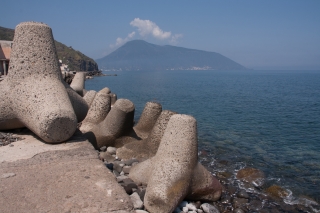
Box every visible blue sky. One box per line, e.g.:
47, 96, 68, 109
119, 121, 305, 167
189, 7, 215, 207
1, 0, 320, 70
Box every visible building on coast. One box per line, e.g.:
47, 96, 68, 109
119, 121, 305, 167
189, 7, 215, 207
0, 40, 13, 76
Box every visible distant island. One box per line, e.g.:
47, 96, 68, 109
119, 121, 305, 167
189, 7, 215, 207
97, 40, 247, 71
0, 26, 99, 71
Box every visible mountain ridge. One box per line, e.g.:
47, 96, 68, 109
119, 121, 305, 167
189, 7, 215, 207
97, 40, 247, 71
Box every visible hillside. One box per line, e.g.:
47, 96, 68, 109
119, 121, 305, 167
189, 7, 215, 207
97, 40, 247, 71
0, 26, 98, 71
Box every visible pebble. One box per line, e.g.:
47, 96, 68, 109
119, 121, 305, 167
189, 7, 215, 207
130, 192, 144, 209
233, 208, 245, 213
0, 132, 24, 147
100, 146, 107, 152
200, 203, 220, 213
107, 146, 117, 155
237, 189, 249, 199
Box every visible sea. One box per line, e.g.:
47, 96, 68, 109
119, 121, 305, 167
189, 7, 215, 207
86, 70, 320, 212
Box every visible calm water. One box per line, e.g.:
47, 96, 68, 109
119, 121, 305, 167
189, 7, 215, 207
86, 70, 320, 208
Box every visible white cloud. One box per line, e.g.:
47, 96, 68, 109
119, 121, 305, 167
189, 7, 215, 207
170, 34, 183, 44
110, 31, 136, 48
130, 18, 171, 40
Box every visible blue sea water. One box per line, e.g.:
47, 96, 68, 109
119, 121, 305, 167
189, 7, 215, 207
86, 70, 320, 206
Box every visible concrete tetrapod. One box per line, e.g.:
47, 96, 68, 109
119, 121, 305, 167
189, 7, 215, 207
65, 84, 89, 123
109, 93, 117, 106
116, 110, 176, 160
70, 72, 86, 96
0, 22, 78, 143
84, 99, 135, 149
133, 102, 162, 139
80, 87, 111, 133
144, 114, 198, 213
83, 90, 97, 107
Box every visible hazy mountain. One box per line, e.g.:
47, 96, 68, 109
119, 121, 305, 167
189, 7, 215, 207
0, 26, 99, 71
97, 40, 247, 71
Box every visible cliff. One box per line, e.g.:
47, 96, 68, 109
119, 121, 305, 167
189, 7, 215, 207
0, 26, 99, 71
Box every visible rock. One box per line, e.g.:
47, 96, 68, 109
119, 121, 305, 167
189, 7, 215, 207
135, 210, 148, 213
178, 201, 189, 209
200, 203, 220, 213
197, 209, 204, 213
236, 167, 265, 187
113, 162, 124, 173
136, 188, 146, 202
0, 22, 80, 142
99, 151, 115, 162
70, 72, 86, 96
133, 102, 162, 139
113, 170, 120, 177
117, 110, 176, 160
83, 90, 97, 107
123, 159, 139, 166
100, 146, 107, 152
116, 175, 129, 183
144, 114, 198, 213
122, 166, 131, 174
130, 192, 144, 209
233, 208, 245, 213
122, 182, 138, 195
186, 203, 198, 211
192, 201, 201, 209
265, 185, 289, 199
237, 189, 249, 199
80, 88, 111, 133
186, 162, 222, 202
232, 197, 248, 209
182, 207, 188, 212
105, 163, 113, 170
107, 146, 117, 155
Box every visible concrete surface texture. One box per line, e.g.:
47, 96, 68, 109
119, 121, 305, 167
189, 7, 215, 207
133, 102, 162, 139
144, 114, 198, 213
70, 72, 86, 96
83, 99, 135, 149
0, 22, 77, 143
116, 110, 176, 160
110, 93, 117, 106
83, 90, 97, 106
65, 83, 89, 123
80, 87, 111, 133
0, 130, 134, 213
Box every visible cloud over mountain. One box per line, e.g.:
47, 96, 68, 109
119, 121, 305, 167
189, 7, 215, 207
110, 18, 182, 49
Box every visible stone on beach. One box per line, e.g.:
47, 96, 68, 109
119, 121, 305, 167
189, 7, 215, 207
236, 167, 265, 187
144, 114, 198, 213
0, 22, 78, 143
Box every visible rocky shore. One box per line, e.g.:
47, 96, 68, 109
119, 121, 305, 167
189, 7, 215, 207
1, 21, 319, 213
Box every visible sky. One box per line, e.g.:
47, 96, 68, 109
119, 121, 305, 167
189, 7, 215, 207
1, 0, 320, 70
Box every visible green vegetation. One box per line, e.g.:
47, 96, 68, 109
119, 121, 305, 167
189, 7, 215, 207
0, 26, 98, 71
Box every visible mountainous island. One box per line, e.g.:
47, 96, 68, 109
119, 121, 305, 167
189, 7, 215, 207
97, 40, 247, 71
0, 26, 99, 71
